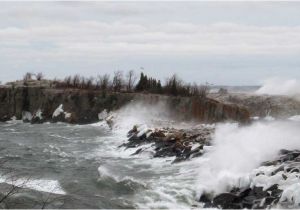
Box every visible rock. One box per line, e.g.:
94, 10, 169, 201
204, 185, 281, 209
151, 130, 166, 138
199, 194, 214, 208
201, 149, 299, 209
271, 165, 284, 175
0, 84, 250, 124
124, 125, 213, 161
22, 111, 32, 123
0, 86, 135, 124
128, 125, 138, 137
31, 109, 45, 124
213, 193, 241, 209
131, 148, 143, 156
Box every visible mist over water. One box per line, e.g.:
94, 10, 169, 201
256, 78, 300, 96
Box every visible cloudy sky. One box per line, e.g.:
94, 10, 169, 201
1, 1, 300, 85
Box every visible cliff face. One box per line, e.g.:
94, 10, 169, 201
210, 92, 300, 119
0, 86, 134, 123
0, 86, 250, 124
133, 94, 250, 123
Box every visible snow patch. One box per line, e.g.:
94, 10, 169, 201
22, 111, 32, 121
52, 104, 64, 118
35, 109, 43, 119
98, 109, 108, 121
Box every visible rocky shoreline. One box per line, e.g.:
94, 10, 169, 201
121, 124, 214, 163
199, 149, 300, 209
121, 125, 300, 209
0, 84, 250, 124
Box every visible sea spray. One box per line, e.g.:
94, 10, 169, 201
196, 120, 300, 197
256, 78, 300, 97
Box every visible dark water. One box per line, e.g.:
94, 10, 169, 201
0, 121, 198, 209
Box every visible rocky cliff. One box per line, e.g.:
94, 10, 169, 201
210, 92, 300, 119
0, 85, 250, 124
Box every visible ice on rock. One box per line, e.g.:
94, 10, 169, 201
52, 104, 64, 118
22, 111, 32, 121
98, 109, 108, 121
64, 112, 71, 119
35, 109, 43, 119
280, 183, 300, 206
251, 173, 283, 191
52, 104, 72, 119
137, 124, 149, 137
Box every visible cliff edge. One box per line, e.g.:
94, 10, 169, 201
0, 83, 250, 124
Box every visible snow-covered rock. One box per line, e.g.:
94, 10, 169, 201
52, 104, 64, 118
22, 111, 32, 122
98, 109, 108, 121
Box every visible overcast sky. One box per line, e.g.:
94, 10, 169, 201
1, 1, 300, 85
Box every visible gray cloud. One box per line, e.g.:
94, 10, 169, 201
1, 2, 300, 84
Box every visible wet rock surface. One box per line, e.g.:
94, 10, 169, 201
0, 84, 250, 124
122, 125, 214, 163
199, 149, 300, 209
210, 92, 300, 119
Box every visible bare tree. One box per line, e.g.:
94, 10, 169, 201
72, 74, 81, 88
126, 70, 137, 92
36, 72, 44, 81
190, 82, 210, 98
23, 72, 32, 82
164, 74, 183, 96
198, 83, 210, 98
64, 76, 72, 88
79, 76, 86, 89
0, 160, 30, 208
86, 76, 95, 89
97, 74, 110, 91
112, 71, 123, 92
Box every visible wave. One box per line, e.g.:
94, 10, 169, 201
196, 120, 300, 197
0, 176, 66, 195
256, 78, 300, 96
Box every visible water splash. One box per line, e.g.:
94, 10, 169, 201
256, 78, 300, 96
196, 120, 300, 197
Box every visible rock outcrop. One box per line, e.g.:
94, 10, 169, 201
210, 92, 300, 119
121, 125, 213, 163
200, 149, 300, 209
0, 84, 250, 124
0, 85, 134, 124
130, 94, 250, 123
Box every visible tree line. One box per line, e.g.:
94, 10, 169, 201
21, 70, 210, 98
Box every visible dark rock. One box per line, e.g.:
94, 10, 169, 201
199, 194, 214, 208
261, 160, 279, 166
242, 195, 258, 208
238, 188, 252, 199
271, 165, 284, 175
0, 85, 250, 124
280, 149, 292, 155
131, 148, 143, 156
213, 193, 241, 209
123, 125, 213, 162
282, 173, 288, 180
251, 186, 269, 199
265, 184, 279, 193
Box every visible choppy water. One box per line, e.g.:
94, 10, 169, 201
0, 121, 200, 209
2, 110, 300, 209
